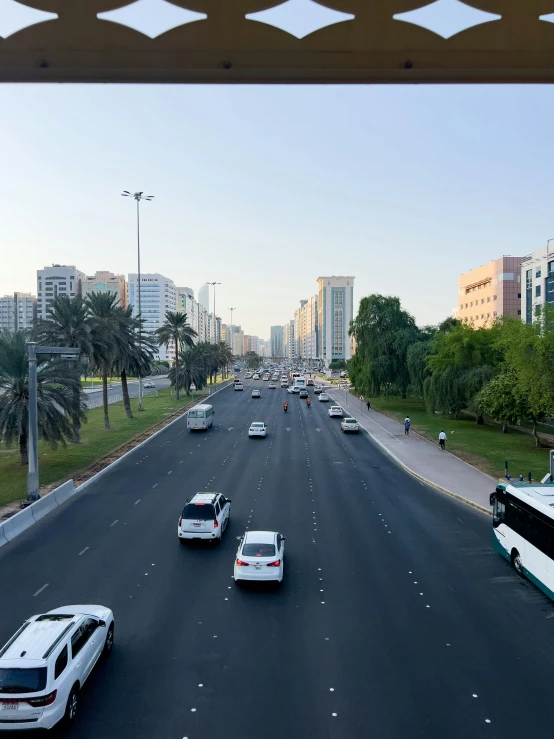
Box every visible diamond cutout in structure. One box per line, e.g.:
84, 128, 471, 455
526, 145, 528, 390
97, 0, 207, 40
393, 0, 501, 40
246, 0, 354, 40
0, 0, 57, 39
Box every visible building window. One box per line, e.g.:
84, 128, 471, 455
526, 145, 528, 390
493, 311, 497, 317
536, 285, 541, 298
536, 267, 542, 278
517, 310, 521, 315
481, 298, 484, 304
517, 293, 521, 298
487, 297, 490, 303
470, 301, 473, 307
493, 295, 497, 301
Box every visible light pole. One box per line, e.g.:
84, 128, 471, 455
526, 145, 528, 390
27, 343, 80, 502
208, 281, 221, 344
122, 190, 154, 411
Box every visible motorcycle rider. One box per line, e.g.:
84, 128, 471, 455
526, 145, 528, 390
283, 401, 288, 412
306, 396, 311, 407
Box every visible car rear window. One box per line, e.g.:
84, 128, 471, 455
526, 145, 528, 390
251, 423, 264, 428
182, 503, 216, 520
346, 418, 357, 424
242, 543, 276, 557
0, 667, 47, 694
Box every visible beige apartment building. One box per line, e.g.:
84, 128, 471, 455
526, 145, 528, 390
457, 256, 523, 328
81, 271, 127, 306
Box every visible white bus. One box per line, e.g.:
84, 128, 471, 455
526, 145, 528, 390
491, 481, 554, 600
187, 403, 214, 431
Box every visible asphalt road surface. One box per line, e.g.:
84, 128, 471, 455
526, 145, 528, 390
2, 378, 554, 738
84, 375, 171, 407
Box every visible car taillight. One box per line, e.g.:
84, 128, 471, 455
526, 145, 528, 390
178, 517, 182, 526
214, 519, 218, 528
267, 560, 281, 567
236, 559, 249, 566
26, 690, 57, 707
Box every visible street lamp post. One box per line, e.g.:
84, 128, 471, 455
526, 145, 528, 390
122, 190, 154, 411
27, 343, 80, 502
207, 281, 221, 344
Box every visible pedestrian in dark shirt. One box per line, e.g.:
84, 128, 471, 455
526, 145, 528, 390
366, 401, 371, 411
404, 418, 411, 436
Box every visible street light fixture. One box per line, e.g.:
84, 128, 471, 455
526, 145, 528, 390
207, 281, 221, 343
27, 343, 80, 502
122, 190, 154, 411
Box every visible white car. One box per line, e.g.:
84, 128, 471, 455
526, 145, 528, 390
252, 389, 261, 398
287, 386, 295, 394
281, 381, 289, 388
328, 405, 343, 417
234, 531, 286, 584
143, 381, 155, 389
245, 372, 253, 379
0, 605, 114, 731
178, 492, 231, 542
268, 382, 276, 389
249, 422, 267, 438
253, 374, 260, 380
341, 418, 360, 433
318, 392, 330, 402
234, 382, 244, 391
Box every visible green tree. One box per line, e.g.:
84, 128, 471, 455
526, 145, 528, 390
478, 370, 530, 433
156, 311, 197, 400
85, 292, 121, 429
169, 345, 209, 396
329, 360, 347, 371
34, 295, 91, 442
406, 341, 432, 399
112, 307, 155, 418
245, 351, 260, 369
0, 330, 86, 465
349, 295, 419, 397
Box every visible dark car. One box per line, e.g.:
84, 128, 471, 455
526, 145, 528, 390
314, 386, 323, 395
299, 389, 308, 398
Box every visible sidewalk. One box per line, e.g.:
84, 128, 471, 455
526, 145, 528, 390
324, 386, 495, 515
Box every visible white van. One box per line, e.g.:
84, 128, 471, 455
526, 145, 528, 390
187, 404, 214, 431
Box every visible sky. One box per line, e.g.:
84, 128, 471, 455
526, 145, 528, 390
2, 0, 554, 338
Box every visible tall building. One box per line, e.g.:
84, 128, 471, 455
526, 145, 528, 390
176, 287, 199, 342
0, 292, 36, 332
37, 265, 85, 320
81, 271, 126, 306
128, 272, 177, 362
270, 325, 284, 358
198, 283, 210, 312
294, 296, 319, 362
283, 319, 296, 359
520, 245, 554, 324
457, 256, 523, 327
233, 329, 244, 356
317, 276, 355, 363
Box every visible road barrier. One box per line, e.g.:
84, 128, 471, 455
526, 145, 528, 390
2, 506, 36, 543
54, 480, 76, 506
0, 523, 8, 548
31, 494, 59, 523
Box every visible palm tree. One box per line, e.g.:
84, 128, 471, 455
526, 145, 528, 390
217, 341, 234, 379
112, 306, 155, 419
0, 330, 86, 466
85, 292, 121, 429
34, 295, 91, 442
156, 311, 197, 400
169, 345, 208, 396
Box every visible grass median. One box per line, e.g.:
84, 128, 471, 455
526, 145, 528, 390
0, 386, 219, 509
358, 395, 551, 482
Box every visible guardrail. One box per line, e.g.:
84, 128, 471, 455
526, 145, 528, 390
87, 388, 158, 408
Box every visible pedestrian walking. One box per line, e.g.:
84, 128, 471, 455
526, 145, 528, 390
404, 418, 410, 436
439, 430, 446, 450
366, 401, 371, 411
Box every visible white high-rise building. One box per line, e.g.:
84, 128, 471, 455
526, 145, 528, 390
283, 319, 296, 359
176, 287, 199, 343
0, 292, 37, 332
37, 265, 85, 320
317, 276, 355, 364
198, 283, 210, 312
128, 273, 177, 362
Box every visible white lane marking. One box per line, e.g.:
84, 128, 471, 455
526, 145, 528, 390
473, 694, 478, 698
110, 519, 119, 527
78, 547, 89, 556
153, 483, 158, 488
167, 471, 172, 475
33, 583, 49, 597
134, 499, 141, 505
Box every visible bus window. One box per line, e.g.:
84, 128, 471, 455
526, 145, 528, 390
492, 498, 505, 528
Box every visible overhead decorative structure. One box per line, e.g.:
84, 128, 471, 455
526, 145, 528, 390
1, 0, 554, 84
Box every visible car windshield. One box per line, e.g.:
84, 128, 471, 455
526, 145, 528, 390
182, 503, 216, 520
242, 542, 276, 557
0, 668, 47, 694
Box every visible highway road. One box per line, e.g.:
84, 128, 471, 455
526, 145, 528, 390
2, 377, 554, 738
84, 375, 171, 408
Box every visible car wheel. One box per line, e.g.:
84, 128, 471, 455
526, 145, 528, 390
512, 549, 525, 577
103, 623, 114, 655
65, 685, 79, 725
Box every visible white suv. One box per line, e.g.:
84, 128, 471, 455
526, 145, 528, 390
178, 492, 231, 542
0, 605, 114, 731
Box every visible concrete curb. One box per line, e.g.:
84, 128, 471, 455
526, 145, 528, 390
327, 392, 492, 516
53, 480, 77, 506
31, 494, 59, 523
2, 507, 36, 542
0, 524, 8, 548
